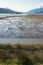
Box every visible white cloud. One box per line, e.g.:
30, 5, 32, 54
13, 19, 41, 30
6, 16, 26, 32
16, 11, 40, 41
37, 3, 43, 8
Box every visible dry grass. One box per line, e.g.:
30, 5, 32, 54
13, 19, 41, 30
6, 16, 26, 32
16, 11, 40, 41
26, 14, 43, 23
0, 14, 43, 23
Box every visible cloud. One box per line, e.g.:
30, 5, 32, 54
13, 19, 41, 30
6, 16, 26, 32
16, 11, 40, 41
37, 3, 43, 7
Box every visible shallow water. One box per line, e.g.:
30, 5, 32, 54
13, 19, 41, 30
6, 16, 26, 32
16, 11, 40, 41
0, 38, 43, 45
0, 14, 43, 38
0, 14, 43, 44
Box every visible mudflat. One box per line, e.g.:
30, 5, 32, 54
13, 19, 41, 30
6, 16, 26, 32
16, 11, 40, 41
0, 14, 43, 38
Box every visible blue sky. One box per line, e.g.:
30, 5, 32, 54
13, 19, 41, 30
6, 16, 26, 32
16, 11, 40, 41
0, 0, 43, 12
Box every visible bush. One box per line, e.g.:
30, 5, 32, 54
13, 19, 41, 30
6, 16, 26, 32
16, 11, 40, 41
14, 54, 34, 65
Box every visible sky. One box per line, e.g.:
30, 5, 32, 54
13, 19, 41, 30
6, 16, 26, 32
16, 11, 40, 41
0, 0, 43, 12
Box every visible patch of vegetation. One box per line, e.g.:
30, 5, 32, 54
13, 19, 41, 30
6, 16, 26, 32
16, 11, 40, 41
0, 44, 43, 65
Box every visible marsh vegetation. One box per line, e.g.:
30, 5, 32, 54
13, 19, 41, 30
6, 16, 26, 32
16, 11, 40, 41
0, 44, 43, 65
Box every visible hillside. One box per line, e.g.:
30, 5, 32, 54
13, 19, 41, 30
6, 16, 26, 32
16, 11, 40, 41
0, 8, 22, 14
26, 7, 43, 14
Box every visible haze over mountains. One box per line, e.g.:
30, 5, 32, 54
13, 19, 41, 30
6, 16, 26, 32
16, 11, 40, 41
0, 7, 43, 14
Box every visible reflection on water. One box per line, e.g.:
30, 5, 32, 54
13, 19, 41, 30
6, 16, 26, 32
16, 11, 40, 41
0, 38, 43, 45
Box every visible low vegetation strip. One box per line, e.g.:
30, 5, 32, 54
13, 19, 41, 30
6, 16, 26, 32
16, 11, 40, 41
0, 44, 43, 65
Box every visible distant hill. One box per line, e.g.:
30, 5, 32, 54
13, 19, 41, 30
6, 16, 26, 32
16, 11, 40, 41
0, 8, 22, 14
26, 7, 43, 14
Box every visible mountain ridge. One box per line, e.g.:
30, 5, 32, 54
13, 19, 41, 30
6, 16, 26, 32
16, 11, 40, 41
0, 8, 22, 14
26, 7, 43, 14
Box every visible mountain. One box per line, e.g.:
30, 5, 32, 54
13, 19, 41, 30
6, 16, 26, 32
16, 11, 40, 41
0, 8, 22, 14
26, 7, 43, 14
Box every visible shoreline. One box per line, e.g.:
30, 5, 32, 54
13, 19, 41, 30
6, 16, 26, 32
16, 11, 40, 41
0, 38, 43, 45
